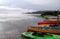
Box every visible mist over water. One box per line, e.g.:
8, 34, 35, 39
0, 13, 43, 39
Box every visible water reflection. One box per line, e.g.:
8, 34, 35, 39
0, 14, 42, 39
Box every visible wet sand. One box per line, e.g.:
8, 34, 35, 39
0, 14, 42, 39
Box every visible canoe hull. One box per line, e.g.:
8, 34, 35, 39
27, 26, 60, 34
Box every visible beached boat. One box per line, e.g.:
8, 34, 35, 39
37, 21, 60, 27
27, 25, 60, 34
21, 32, 60, 39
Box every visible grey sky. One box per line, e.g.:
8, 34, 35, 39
0, 0, 60, 11
0, 0, 60, 21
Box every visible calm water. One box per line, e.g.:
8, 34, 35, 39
0, 14, 43, 39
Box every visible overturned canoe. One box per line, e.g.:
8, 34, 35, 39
27, 26, 60, 34
37, 21, 60, 26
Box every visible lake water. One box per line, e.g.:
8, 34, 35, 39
0, 14, 43, 39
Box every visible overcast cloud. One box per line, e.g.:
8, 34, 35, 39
0, 0, 60, 12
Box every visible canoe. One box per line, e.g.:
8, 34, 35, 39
37, 21, 60, 26
38, 21, 60, 25
27, 26, 60, 34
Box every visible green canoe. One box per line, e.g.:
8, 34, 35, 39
21, 32, 60, 39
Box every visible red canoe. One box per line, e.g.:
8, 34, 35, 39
37, 21, 60, 25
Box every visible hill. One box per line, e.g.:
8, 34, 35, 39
26, 11, 60, 17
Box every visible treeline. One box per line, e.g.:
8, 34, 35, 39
41, 11, 60, 16
27, 11, 60, 15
